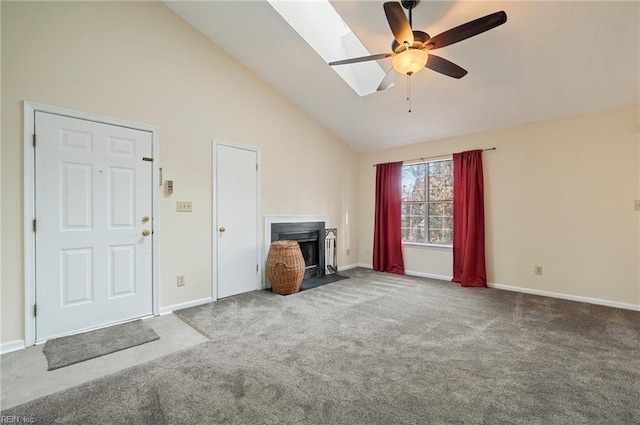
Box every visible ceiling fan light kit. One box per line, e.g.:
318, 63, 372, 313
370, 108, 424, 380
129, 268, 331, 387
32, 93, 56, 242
328, 1, 507, 92
393, 48, 428, 76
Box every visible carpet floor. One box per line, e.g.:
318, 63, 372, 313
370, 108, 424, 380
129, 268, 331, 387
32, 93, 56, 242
5, 268, 639, 424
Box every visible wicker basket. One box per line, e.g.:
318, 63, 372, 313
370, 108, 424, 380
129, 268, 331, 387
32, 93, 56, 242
266, 240, 305, 295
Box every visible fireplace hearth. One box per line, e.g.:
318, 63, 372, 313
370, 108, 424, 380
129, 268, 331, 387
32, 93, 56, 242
271, 221, 325, 280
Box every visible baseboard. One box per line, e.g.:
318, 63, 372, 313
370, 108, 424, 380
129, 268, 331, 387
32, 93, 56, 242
355, 265, 639, 311
1, 340, 26, 355
488, 283, 640, 311
159, 297, 215, 315
339, 264, 360, 271
351, 264, 453, 282
404, 270, 452, 281
338, 263, 374, 270
2, 299, 216, 352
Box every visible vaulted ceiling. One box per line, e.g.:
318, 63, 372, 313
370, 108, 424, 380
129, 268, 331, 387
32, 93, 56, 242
165, 1, 640, 152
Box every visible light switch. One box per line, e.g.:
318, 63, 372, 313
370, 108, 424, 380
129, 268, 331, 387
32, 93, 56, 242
177, 201, 192, 212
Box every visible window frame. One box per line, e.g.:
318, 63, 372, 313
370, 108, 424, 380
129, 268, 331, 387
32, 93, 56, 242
401, 158, 454, 248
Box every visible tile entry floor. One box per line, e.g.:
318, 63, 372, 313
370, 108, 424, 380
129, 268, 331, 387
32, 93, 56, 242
0, 313, 209, 410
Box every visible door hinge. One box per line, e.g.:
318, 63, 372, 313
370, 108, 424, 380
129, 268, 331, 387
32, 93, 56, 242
256, 164, 258, 171
32, 134, 36, 147
32, 219, 37, 232
33, 304, 37, 317
256, 264, 259, 272
142, 157, 154, 162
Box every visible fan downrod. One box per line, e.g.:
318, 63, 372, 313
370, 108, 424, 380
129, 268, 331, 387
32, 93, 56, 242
400, 0, 420, 11
401, 1, 419, 26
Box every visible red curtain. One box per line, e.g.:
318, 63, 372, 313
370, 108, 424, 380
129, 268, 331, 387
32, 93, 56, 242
452, 150, 487, 287
373, 161, 405, 274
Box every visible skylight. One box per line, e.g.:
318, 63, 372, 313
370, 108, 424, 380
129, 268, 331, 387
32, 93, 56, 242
267, 0, 388, 97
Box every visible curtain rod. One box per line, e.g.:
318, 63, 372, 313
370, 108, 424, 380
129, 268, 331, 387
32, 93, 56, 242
372, 147, 496, 167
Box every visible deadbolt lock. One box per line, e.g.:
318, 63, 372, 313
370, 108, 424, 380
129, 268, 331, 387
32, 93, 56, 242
219, 227, 226, 233
142, 229, 151, 237
142, 216, 150, 223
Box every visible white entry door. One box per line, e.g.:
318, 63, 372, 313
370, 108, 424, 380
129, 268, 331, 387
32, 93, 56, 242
35, 111, 154, 341
216, 143, 260, 299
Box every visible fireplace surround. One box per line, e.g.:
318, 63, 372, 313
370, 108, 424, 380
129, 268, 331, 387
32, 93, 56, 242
271, 221, 325, 280
264, 216, 329, 288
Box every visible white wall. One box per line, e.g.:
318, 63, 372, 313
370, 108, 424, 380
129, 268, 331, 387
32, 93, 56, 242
358, 106, 640, 308
1, 1, 359, 344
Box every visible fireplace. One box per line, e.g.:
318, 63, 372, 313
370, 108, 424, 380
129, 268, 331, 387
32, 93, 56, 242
271, 221, 325, 279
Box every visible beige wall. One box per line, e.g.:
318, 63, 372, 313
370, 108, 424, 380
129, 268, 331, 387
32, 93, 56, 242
358, 106, 640, 307
1, 1, 359, 344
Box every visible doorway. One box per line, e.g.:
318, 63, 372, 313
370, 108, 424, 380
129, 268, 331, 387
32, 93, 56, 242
24, 103, 160, 344
214, 142, 261, 299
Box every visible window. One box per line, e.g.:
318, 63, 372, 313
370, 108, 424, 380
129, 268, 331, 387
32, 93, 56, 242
267, 0, 387, 97
401, 159, 454, 245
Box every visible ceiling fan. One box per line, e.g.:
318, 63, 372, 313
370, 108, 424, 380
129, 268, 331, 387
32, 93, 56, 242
329, 1, 507, 91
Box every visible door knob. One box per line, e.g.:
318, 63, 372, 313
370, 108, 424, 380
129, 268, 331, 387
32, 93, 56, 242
142, 229, 151, 237
219, 227, 226, 233
142, 216, 150, 223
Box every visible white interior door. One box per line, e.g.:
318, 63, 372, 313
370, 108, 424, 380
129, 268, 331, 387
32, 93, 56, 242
216, 143, 259, 299
35, 111, 153, 341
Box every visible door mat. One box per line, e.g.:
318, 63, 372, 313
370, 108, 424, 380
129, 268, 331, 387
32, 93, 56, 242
299, 274, 349, 292
42, 319, 159, 371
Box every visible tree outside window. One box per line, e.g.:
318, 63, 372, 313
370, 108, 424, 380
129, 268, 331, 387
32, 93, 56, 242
401, 159, 453, 245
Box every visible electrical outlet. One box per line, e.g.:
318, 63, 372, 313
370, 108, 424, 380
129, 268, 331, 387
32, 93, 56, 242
635, 200, 640, 211
177, 275, 185, 287
534, 266, 543, 276
176, 201, 192, 212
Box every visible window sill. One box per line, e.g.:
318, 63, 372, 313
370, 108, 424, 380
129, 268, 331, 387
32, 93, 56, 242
402, 242, 452, 250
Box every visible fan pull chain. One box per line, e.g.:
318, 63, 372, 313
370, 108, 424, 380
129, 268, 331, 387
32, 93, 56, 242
407, 75, 412, 113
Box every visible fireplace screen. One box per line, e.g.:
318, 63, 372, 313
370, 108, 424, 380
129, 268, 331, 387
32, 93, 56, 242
299, 240, 317, 269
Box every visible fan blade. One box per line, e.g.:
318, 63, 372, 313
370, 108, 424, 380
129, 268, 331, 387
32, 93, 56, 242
425, 54, 468, 79
329, 53, 393, 66
384, 2, 414, 45
377, 67, 397, 91
424, 11, 507, 51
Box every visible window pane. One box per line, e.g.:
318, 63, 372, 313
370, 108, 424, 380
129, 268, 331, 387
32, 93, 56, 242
412, 202, 425, 216
428, 215, 443, 229
444, 216, 453, 231
428, 159, 453, 201
401, 204, 410, 229
409, 203, 425, 243
428, 202, 443, 216
427, 200, 453, 245
428, 202, 453, 216
402, 164, 426, 201
428, 161, 442, 175
401, 202, 425, 243
428, 230, 444, 244
428, 229, 452, 245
